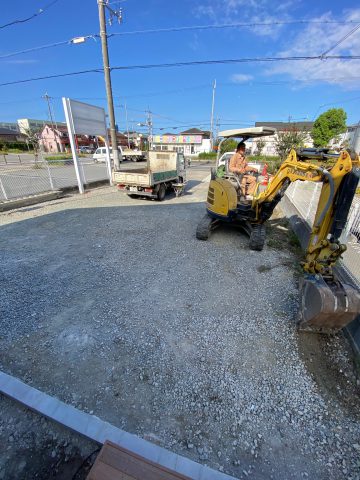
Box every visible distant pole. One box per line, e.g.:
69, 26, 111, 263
97, 0, 121, 170
43, 92, 61, 152
147, 109, 153, 150
43, 92, 55, 130
124, 103, 130, 148
210, 79, 216, 151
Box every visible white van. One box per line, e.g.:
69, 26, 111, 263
93, 147, 113, 163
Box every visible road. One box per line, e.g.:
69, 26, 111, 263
0, 159, 156, 201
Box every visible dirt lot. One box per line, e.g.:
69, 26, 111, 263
1, 165, 360, 480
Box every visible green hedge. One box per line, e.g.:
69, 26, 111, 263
0, 142, 29, 152
198, 152, 217, 160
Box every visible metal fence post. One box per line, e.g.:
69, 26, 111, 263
0, 176, 8, 200
80, 160, 86, 185
45, 160, 55, 191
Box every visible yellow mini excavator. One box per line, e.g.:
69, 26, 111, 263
196, 128, 360, 331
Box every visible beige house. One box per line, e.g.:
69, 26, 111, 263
250, 121, 314, 156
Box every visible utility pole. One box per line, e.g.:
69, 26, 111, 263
210, 79, 216, 151
43, 92, 60, 151
146, 109, 153, 150
124, 103, 130, 148
97, 0, 122, 170
43, 92, 57, 130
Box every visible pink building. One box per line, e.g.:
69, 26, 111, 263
40, 124, 97, 153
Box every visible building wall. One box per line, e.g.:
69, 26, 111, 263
18, 118, 46, 134
250, 132, 313, 156
152, 137, 211, 156
40, 126, 67, 153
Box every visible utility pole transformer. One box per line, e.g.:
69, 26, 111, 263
97, 0, 121, 170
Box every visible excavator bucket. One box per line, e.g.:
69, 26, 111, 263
298, 275, 360, 332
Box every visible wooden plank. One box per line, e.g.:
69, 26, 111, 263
87, 441, 192, 480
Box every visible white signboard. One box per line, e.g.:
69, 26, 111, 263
62, 97, 112, 193
66, 99, 107, 136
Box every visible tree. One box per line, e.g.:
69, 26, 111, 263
255, 138, 266, 156
274, 126, 308, 160
311, 108, 347, 147
214, 138, 238, 155
23, 128, 41, 157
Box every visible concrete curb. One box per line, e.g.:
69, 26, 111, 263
0, 191, 64, 212
279, 195, 360, 360
0, 371, 235, 480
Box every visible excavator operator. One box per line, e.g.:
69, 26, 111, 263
229, 142, 257, 195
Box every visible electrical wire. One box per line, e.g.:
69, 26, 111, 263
1, 55, 359, 87
0, 0, 60, 30
1, 19, 358, 60
108, 20, 359, 37
320, 23, 360, 57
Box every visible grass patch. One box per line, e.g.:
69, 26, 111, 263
198, 152, 217, 160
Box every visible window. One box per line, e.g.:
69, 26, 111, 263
95, 148, 100, 154
101, 148, 106, 154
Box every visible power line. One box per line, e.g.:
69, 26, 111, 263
1, 19, 359, 60
0, 0, 60, 30
109, 20, 360, 37
0, 55, 359, 88
320, 23, 360, 57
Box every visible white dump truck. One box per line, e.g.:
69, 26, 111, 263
113, 151, 187, 200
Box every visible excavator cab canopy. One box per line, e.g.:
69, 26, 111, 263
216, 127, 276, 165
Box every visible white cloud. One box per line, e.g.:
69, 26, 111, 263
266, 8, 360, 88
193, 0, 294, 38
230, 73, 253, 83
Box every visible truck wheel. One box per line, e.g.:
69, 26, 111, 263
249, 224, 266, 251
132, 157, 138, 162
196, 214, 213, 240
157, 183, 166, 201
127, 194, 138, 199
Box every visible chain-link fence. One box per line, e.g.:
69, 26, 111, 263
284, 181, 360, 285
0, 154, 110, 202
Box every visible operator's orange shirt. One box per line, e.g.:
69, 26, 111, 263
229, 152, 248, 174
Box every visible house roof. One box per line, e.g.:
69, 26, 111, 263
180, 128, 210, 136
0, 127, 19, 135
255, 121, 314, 131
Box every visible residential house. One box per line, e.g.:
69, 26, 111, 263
151, 128, 211, 155
0, 122, 19, 132
329, 124, 360, 153
0, 127, 25, 143
251, 121, 314, 156
40, 124, 98, 153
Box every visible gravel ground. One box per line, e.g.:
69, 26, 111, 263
1, 166, 360, 479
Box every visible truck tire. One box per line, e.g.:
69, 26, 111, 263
196, 214, 213, 240
157, 183, 166, 201
249, 224, 266, 251
132, 157, 138, 162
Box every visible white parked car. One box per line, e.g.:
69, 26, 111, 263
93, 147, 113, 163
218, 151, 261, 172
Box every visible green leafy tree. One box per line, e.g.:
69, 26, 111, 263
274, 126, 308, 160
219, 139, 238, 155
311, 108, 347, 147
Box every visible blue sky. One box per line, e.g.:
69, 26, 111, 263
1, 0, 360, 134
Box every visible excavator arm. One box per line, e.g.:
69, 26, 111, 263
253, 149, 360, 331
